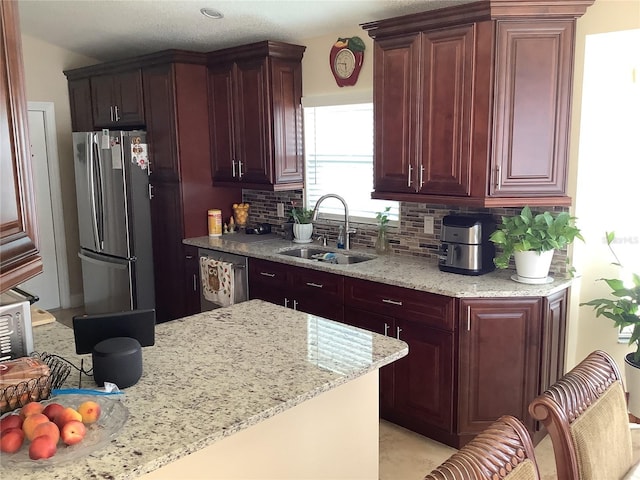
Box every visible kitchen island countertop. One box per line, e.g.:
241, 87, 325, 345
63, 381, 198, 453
0, 300, 407, 479
184, 234, 573, 298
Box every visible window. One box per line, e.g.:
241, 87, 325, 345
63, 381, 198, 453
303, 103, 398, 224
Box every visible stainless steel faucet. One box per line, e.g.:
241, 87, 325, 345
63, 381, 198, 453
311, 194, 356, 250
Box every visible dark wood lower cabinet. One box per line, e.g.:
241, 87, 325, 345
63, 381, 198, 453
249, 260, 567, 448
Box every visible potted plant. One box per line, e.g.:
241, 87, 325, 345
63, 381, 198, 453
290, 205, 314, 243
489, 206, 583, 283
580, 232, 640, 416
375, 206, 391, 254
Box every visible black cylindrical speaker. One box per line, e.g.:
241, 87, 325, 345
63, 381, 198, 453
92, 336, 142, 388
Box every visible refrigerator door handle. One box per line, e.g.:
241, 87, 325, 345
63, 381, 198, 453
93, 135, 106, 250
88, 133, 101, 251
78, 251, 129, 269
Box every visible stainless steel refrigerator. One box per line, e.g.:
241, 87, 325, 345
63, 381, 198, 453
73, 130, 155, 315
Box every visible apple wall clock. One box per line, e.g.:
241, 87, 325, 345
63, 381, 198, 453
329, 36, 365, 87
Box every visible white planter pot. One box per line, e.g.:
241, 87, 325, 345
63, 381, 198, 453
293, 223, 313, 243
625, 354, 640, 418
513, 250, 554, 281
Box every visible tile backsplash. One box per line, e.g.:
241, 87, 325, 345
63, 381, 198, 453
242, 189, 571, 275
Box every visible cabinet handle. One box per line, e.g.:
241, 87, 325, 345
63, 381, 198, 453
306, 282, 323, 288
396, 326, 402, 340
384, 323, 389, 336
185, 255, 193, 259
238, 161, 243, 179
260, 272, 276, 277
284, 298, 289, 308
495, 165, 502, 190
293, 300, 298, 310
407, 164, 413, 188
148, 184, 154, 200
109, 106, 114, 122
419, 164, 425, 188
232, 160, 237, 178
114, 105, 120, 122
382, 298, 403, 306
466, 305, 471, 331
192, 274, 197, 292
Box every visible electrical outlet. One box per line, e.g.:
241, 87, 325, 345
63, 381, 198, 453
424, 216, 434, 234
277, 203, 285, 218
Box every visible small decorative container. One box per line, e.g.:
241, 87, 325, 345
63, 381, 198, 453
208, 209, 222, 237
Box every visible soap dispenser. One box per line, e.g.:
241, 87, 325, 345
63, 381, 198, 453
337, 225, 345, 249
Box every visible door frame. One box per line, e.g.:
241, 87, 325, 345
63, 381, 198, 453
27, 101, 71, 308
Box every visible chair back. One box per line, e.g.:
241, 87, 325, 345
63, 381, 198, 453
424, 415, 540, 480
528, 350, 633, 480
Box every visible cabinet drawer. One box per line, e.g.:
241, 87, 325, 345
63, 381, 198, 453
248, 258, 289, 289
290, 266, 344, 299
345, 278, 455, 331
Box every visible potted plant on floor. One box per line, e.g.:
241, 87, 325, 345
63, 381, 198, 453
489, 206, 583, 284
291, 205, 314, 244
580, 232, 640, 416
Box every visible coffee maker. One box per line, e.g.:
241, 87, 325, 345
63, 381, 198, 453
439, 214, 496, 275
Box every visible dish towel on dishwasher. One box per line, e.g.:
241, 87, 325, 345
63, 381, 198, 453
200, 257, 235, 307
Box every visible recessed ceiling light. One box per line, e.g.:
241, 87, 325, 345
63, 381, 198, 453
201, 7, 224, 19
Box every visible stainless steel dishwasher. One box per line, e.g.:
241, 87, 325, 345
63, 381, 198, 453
198, 249, 249, 311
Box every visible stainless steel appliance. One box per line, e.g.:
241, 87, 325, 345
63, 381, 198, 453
198, 249, 248, 311
0, 291, 34, 361
439, 214, 496, 276
73, 130, 154, 314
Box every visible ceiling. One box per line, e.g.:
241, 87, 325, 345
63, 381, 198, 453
17, 0, 472, 62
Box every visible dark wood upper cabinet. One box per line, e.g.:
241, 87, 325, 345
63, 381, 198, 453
207, 41, 305, 191
0, 1, 42, 293
362, 0, 593, 207
91, 69, 145, 128
67, 78, 94, 132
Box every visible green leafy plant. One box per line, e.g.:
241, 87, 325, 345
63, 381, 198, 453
581, 232, 640, 363
376, 207, 391, 230
290, 206, 314, 224
489, 206, 584, 269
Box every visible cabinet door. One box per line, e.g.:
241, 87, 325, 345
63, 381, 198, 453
419, 25, 474, 196
208, 63, 236, 182
91, 74, 116, 127
184, 245, 200, 316
248, 258, 289, 307
344, 306, 395, 415
393, 317, 454, 432
234, 57, 270, 185
458, 298, 542, 437
290, 266, 344, 321
112, 70, 145, 126
67, 78, 93, 131
270, 58, 304, 186
373, 35, 420, 194
0, 1, 42, 292
149, 182, 185, 323
143, 64, 179, 181
490, 20, 573, 197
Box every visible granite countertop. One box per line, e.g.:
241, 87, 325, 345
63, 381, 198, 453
184, 234, 573, 298
1, 300, 407, 479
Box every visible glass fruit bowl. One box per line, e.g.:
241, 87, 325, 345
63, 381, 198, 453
0, 394, 129, 468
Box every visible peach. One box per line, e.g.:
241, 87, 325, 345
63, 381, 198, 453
32, 421, 60, 445
29, 434, 57, 460
54, 407, 82, 429
77, 400, 101, 424
60, 420, 86, 446
19, 401, 44, 419
22, 413, 49, 441
0, 414, 23, 433
0, 427, 25, 453
42, 402, 64, 422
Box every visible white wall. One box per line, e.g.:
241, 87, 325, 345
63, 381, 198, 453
566, 0, 640, 371
21, 34, 98, 306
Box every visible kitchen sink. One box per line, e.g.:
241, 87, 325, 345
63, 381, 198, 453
278, 248, 375, 265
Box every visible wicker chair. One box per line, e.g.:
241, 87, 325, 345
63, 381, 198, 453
528, 350, 634, 480
424, 415, 540, 480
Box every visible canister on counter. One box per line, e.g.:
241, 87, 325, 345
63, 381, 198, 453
208, 209, 222, 237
